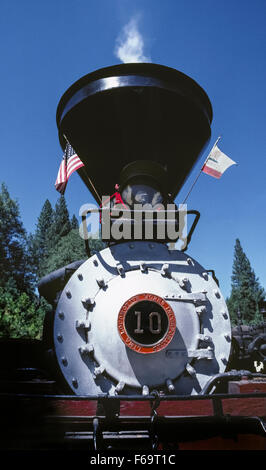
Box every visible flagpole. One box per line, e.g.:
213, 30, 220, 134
63, 134, 102, 205
182, 136, 221, 204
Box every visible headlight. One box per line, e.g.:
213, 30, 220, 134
122, 184, 163, 208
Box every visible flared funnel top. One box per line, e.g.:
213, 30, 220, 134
56, 63, 213, 201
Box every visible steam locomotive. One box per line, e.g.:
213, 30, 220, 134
39, 63, 239, 396
1, 63, 265, 453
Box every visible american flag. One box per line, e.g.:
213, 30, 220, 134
55, 142, 84, 194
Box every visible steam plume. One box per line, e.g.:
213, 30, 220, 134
115, 17, 151, 63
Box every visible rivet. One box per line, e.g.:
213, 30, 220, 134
202, 272, 208, 280
57, 333, 63, 342
187, 257, 193, 265
224, 334, 231, 342
58, 312, 65, 320
72, 378, 78, 388
96, 277, 106, 288
61, 356, 68, 366
161, 263, 169, 275
66, 291, 72, 299
140, 262, 146, 272
220, 355, 228, 364
78, 273, 83, 281
149, 243, 154, 249
116, 263, 125, 276
93, 259, 98, 266
221, 311, 228, 319
214, 290, 220, 298
129, 244, 135, 249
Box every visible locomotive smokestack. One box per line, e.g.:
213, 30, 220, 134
56, 63, 212, 201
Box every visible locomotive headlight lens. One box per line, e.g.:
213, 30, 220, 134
121, 183, 163, 208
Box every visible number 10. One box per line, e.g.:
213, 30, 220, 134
134, 311, 162, 334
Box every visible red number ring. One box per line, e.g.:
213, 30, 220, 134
117, 293, 176, 354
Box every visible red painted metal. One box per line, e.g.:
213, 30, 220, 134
228, 378, 266, 394
177, 434, 266, 450
1, 381, 265, 451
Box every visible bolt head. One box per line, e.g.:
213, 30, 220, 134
220, 355, 228, 364
61, 356, 68, 366
72, 378, 78, 388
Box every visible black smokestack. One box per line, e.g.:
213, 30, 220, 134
56, 63, 212, 201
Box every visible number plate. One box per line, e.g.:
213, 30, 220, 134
117, 293, 176, 354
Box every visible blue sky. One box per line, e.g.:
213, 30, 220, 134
1, 0, 265, 298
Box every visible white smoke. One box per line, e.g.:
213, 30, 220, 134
115, 17, 151, 63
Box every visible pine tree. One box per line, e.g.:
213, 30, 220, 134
71, 214, 79, 229
50, 195, 72, 242
40, 229, 105, 276
0, 184, 51, 339
35, 199, 54, 255
227, 239, 265, 324
29, 199, 54, 279
0, 183, 31, 291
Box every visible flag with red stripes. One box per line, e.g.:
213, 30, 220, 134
202, 145, 236, 179
55, 143, 84, 194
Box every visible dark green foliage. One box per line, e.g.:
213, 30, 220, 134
28, 199, 55, 279
227, 239, 265, 325
41, 228, 86, 274
0, 183, 32, 291
40, 229, 104, 276
0, 184, 52, 338
71, 214, 79, 229
35, 199, 54, 254
0, 184, 105, 339
52, 195, 72, 240
0, 279, 51, 339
